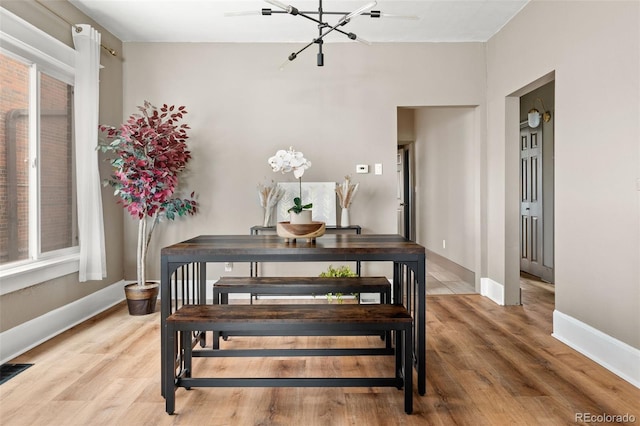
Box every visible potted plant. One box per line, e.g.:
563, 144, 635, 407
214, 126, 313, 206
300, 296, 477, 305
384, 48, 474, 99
267, 147, 312, 224
99, 101, 198, 315
319, 265, 358, 303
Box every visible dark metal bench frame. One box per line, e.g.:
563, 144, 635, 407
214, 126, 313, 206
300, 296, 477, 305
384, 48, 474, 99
164, 304, 413, 415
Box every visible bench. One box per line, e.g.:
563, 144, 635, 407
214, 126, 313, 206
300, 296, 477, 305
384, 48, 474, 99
164, 303, 414, 415
213, 276, 392, 305
211, 276, 393, 348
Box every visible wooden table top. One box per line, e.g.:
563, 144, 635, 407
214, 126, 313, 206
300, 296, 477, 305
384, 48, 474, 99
161, 234, 425, 258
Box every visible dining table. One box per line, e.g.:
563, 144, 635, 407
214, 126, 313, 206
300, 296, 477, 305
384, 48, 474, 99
159, 233, 427, 397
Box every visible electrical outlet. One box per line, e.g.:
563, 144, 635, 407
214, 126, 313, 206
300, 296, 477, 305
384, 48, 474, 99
374, 163, 383, 175
224, 262, 233, 272
442, 240, 446, 249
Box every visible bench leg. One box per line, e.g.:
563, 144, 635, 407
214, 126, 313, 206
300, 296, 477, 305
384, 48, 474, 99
212, 331, 220, 350
164, 324, 176, 414
404, 326, 413, 414
395, 329, 403, 387
197, 330, 205, 348
211, 289, 222, 349
382, 290, 393, 348
182, 330, 193, 387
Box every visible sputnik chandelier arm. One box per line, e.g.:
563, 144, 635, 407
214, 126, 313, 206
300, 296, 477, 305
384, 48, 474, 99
226, 0, 418, 67
269, 0, 372, 46
268, 0, 376, 67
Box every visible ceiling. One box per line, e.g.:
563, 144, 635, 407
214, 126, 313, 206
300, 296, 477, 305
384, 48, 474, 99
68, 0, 529, 43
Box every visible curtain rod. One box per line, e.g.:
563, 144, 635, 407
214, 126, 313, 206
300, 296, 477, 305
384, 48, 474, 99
35, 0, 117, 56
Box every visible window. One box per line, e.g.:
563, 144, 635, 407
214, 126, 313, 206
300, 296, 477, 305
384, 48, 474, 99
1, 52, 78, 265
0, 9, 79, 293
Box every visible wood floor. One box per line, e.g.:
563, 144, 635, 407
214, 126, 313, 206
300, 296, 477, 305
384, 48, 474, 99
1, 276, 638, 426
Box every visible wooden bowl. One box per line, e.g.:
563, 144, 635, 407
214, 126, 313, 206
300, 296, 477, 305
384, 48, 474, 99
276, 221, 326, 242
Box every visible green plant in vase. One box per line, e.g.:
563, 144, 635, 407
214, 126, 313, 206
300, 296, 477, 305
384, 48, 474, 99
288, 196, 313, 214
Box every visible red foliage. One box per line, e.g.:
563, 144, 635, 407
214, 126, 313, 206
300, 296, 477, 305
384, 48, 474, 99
99, 101, 197, 220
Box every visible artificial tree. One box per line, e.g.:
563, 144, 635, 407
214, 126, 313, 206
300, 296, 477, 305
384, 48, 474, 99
99, 101, 197, 312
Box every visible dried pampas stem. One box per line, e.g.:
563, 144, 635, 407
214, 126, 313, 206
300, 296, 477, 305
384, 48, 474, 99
258, 180, 285, 208
258, 180, 285, 226
336, 175, 359, 209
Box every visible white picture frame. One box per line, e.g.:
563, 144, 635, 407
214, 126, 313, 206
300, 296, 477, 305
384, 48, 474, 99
276, 182, 337, 226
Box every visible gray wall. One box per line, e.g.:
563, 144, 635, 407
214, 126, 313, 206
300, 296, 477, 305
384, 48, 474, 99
414, 107, 478, 274
120, 42, 486, 280
487, 1, 639, 347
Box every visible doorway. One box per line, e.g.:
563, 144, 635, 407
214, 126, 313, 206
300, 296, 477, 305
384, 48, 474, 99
519, 82, 555, 284
519, 123, 543, 276
397, 143, 415, 240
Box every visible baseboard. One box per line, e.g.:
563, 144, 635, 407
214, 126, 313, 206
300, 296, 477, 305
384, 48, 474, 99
552, 310, 640, 388
480, 277, 505, 305
0, 280, 125, 364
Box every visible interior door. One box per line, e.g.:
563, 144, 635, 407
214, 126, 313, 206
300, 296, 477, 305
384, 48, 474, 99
397, 145, 414, 240
520, 124, 544, 276
397, 148, 406, 237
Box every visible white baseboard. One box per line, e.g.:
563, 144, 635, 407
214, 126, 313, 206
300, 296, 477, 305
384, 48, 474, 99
0, 280, 125, 365
553, 310, 640, 388
480, 277, 505, 305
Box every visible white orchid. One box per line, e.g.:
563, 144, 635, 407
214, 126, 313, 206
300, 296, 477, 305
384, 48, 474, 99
268, 147, 311, 179
268, 146, 313, 214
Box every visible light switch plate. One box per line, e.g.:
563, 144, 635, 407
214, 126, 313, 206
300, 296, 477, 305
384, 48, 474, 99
356, 164, 369, 174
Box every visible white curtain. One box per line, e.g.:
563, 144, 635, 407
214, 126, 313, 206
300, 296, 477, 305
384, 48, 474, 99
72, 25, 106, 282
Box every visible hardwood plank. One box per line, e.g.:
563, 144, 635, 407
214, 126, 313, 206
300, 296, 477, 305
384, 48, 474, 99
2, 278, 638, 425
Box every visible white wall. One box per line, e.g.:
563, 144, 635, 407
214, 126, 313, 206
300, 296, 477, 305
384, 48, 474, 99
120, 42, 486, 279
486, 1, 639, 349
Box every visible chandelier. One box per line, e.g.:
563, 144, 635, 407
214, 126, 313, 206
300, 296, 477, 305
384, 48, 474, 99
227, 0, 417, 67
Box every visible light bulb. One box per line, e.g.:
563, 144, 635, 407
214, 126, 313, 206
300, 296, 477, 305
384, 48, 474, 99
345, 1, 377, 20
264, 0, 289, 11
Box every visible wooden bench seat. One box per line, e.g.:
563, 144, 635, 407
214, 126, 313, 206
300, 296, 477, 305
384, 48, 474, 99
211, 276, 393, 349
164, 303, 413, 415
213, 276, 392, 304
